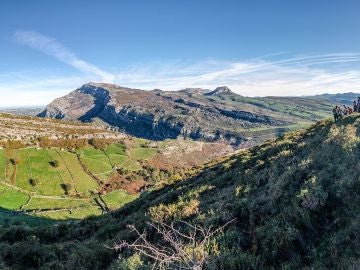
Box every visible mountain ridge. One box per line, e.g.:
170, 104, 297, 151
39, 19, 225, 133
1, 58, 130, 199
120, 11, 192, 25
39, 83, 338, 146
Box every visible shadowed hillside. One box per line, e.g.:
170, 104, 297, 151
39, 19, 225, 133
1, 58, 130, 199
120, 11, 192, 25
2, 115, 360, 269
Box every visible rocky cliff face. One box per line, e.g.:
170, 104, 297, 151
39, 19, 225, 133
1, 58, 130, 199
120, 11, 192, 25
39, 82, 333, 145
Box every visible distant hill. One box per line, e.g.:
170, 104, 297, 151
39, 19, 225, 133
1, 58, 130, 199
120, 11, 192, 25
0, 106, 44, 116
2, 114, 360, 269
39, 83, 335, 146
309, 92, 360, 105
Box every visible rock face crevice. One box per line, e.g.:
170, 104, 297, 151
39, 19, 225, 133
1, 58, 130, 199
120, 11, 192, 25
98, 106, 184, 140
77, 85, 111, 122
39, 82, 333, 145
216, 108, 273, 124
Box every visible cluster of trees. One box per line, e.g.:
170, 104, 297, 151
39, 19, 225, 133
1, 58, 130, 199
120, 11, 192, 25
0, 136, 127, 151
36, 136, 126, 151
89, 138, 122, 150
38, 136, 88, 150
0, 140, 25, 149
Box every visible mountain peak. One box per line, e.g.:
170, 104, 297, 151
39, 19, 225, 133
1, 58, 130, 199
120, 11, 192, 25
205, 86, 233, 96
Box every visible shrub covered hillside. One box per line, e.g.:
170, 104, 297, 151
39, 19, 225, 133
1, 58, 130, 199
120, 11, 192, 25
1, 115, 360, 269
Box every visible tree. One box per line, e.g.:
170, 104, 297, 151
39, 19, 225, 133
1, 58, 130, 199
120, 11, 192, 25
61, 183, 72, 195
114, 219, 235, 270
9, 158, 20, 165
49, 160, 59, 168
29, 178, 37, 187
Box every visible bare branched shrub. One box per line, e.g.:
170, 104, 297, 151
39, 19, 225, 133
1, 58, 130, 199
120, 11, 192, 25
114, 219, 235, 270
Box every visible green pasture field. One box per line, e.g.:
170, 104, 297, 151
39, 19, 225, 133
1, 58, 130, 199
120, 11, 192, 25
23, 197, 92, 211
102, 189, 137, 210
105, 143, 128, 166
131, 147, 158, 160
0, 149, 5, 181
16, 148, 65, 196
56, 150, 98, 194
35, 205, 102, 220
78, 147, 113, 180
0, 183, 29, 210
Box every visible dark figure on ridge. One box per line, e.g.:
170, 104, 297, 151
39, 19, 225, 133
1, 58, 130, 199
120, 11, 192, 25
333, 106, 340, 121
353, 100, 357, 112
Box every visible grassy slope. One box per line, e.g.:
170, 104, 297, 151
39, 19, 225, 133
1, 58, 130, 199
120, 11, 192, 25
105, 143, 127, 166
201, 93, 333, 122
102, 190, 138, 210
22, 197, 91, 210
17, 149, 65, 196
2, 115, 360, 269
0, 183, 29, 210
56, 150, 98, 194
0, 149, 5, 181
79, 147, 113, 180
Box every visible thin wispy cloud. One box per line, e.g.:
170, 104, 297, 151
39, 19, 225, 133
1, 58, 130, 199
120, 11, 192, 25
113, 54, 360, 96
14, 30, 115, 82
4, 31, 360, 106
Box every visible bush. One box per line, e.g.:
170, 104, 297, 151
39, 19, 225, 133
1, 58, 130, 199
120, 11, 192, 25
89, 138, 118, 150
38, 137, 88, 149
9, 158, 20, 165
49, 160, 60, 168
6, 140, 24, 149
60, 183, 72, 195
29, 178, 37, 187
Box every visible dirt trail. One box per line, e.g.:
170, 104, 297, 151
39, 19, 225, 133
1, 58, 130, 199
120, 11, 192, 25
20, 196, 32, 211
0, 180, 29, 194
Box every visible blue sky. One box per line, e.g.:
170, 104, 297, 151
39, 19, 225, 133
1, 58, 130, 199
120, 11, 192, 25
1, 0, 360, 106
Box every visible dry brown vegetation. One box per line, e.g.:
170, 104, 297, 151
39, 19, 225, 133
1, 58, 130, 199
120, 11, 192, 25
0, 113, 127, 146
